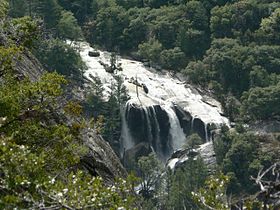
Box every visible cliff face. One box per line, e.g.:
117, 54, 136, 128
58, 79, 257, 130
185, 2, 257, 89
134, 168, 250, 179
12, 50, 127, 182
13, 51, 45, 81
81, 130, 127, 182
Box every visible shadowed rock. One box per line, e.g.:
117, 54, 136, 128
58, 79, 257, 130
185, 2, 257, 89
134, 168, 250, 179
81, 130, 127, 183
88, 51, 100, 57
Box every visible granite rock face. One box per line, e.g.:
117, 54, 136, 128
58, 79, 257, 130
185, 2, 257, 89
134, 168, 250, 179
81, 130, 127, 183
13, 52, 45, 81
167, 141, 216, 172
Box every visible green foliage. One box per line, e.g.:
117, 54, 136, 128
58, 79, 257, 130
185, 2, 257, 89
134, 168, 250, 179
10, 16, 41, 48
0, 138, 137, 209
57, 10, 83, 41
177, 28, 209, 58
137, 153, 163, 199
8, 0, 28, 17
86, 76, 105, 115
256, 7, 280, 44
166, 156, 208, 210
249, 65, 270, 88
42, 172, 137, 209
183, 61, 210, 85
0, 0, 8, 18
222, 133, 260, 192
137, 151, 208, 210
83, 1, 210, 64
102, 76, 128, 144
213, 129, 276, 195
57, 0, 97, 23
116, 0, 144, 9
93, 5, 129, 50
223, 93, 240, 122
138, 38, 162, 64
33, 0, 62, 30
122, 12, 148, 51
33, 38, 85, 79
0, 72, 86, 172
241, 84, 280, 120
0, 19, 138, 208
144, 0, 169, 8
183, 133, 203, 150
193, 173, 230, 210
160, 47, 186, 71
86, 74, 129, 148
184, 38, 280, 98
64, 101, 83, 116
0, 46, 20, 76
213, 125, 231, 165
4, 0, 280, 208
210, 1, 274, 41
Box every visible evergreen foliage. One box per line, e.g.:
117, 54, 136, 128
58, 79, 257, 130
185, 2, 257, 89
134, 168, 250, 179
0, 7, 137, 209
2, 0, 280, 209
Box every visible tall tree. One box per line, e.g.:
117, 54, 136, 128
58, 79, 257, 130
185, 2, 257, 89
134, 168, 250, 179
57, 10, 83, 40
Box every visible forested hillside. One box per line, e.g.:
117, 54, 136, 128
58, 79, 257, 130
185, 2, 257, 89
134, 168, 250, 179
10, 0, 280, 122
1, 0, 280, 209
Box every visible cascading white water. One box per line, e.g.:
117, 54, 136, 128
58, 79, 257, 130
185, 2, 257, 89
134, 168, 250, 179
163, 104, 186, 151
142, 107, 153, 145
78, 42, 230, 159
120, 103, 134, 154
191, 116, 195, 130
150, 106, 161, 153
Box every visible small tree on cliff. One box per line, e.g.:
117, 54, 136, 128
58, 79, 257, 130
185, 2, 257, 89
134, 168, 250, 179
138, 152, 163, 200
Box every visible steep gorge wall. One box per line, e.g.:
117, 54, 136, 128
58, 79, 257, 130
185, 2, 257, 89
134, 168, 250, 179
12, 50, 127, 182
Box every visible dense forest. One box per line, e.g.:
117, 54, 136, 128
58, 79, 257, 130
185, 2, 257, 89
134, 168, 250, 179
1, 0, 280, 209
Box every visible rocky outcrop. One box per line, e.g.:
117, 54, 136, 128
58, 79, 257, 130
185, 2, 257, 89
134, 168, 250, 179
14, 51, 45, 81
88, 51, 100, 57
124, 103, 171, 159
167, 142, 216, 171
123, 142, 152, 170
193, 118, 210, 141
173, 105, 192, 136
81, 129, 127, 183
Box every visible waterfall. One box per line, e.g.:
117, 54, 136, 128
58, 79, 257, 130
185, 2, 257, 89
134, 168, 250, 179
78, 41, 230, 162
150, 106, 161, 154
163, 104, 186, 151
121, 101, 185, 160
191, 116, 195, 131
120, 102, 134, 155
142, 107, 153, 145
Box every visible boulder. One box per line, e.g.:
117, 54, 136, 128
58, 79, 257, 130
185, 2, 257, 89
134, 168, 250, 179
88, 51, 100, 57
167, 142, 216, 172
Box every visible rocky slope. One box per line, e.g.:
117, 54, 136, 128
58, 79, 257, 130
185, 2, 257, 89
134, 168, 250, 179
12, 50, 127, 182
